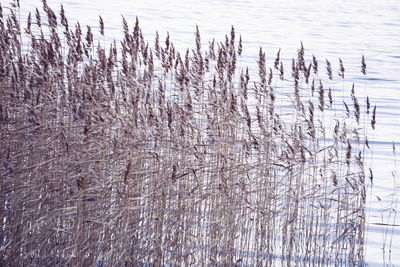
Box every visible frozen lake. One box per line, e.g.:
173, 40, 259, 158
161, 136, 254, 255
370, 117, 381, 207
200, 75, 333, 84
16, 0, 400, 265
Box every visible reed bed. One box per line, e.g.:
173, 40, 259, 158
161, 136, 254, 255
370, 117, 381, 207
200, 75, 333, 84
1, 1, 375, 266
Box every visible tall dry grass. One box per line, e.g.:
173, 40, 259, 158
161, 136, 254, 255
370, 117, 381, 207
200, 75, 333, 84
1, 1, 374, 266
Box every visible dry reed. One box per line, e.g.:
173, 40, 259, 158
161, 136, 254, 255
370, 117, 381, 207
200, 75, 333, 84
0, 2, 376, 266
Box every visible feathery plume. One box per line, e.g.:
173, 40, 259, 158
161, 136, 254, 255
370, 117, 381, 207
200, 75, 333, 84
312, 54, 318, 74
361, 55, 367, 75
338, 58, 345, 78
238, 35, 242, 56
99, 15, 104, 36
326, 59, 332, 80
318, 81, 324, 111
274, 48, 281, 70
371, 105, 376, 129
